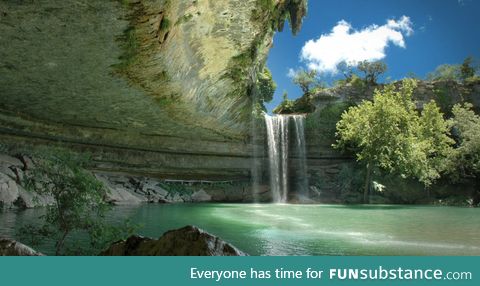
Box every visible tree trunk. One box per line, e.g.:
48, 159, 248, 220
55, 231, 68, 256
363, 163, 372, 204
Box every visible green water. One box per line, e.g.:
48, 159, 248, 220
1, 204, 479, 255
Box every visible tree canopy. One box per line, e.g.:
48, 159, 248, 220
427, 56, 478, 82
357, 60, 387, 85
257, 67, 276, 104
446, 103, 480, 204
292, 68, 321, 94
19, 149, 134, 255
334, 79, 453, 202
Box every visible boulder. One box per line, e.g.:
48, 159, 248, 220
0, 172, 20, 208
190, 190, 211, 202
0, 154, 23, 168
0, 171, 53, 209
0, 238, 44, 256
100, 225, 247, 256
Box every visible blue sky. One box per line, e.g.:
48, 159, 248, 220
265, 0, 480, 112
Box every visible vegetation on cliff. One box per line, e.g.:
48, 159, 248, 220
334, 80, 454, 203
333, 77, 480, 205
256, 0, 308, 35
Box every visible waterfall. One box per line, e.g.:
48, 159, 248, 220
265, 114, 308, 203
292, 115, 309, 197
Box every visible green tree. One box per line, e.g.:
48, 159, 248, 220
19, 150, 133, 255
357, 60, 387, 85
336, 61, 354, 81
273, 91, 295, 114
292, 68, 320, 94
427, 64, 461, 81
446, 103, 480, 205
334, 79, 453, 203
460, 56, 477, 81
416, 101, 455, 188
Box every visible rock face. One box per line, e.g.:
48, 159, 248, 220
96, 172, 270, 204
0, 154, 53, 209
0, 0, 306, 187
101, 225, 247, 256
0, 238, 44, 256
0, 149, 271, 207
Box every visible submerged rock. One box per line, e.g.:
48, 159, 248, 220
0, 238, 44, 256
100, 225, 247, 256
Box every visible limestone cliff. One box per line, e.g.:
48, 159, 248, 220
0, 0, 306, 181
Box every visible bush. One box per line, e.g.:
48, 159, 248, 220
18, 148, 135, 255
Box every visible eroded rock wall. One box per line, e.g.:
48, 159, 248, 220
0, 0, 306, 185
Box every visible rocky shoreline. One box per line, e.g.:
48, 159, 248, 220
0, 225, 246, 256
0, 152, 272, 210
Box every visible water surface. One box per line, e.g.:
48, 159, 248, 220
1, 204, 479, 256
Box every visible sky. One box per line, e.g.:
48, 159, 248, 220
265, 0, 480, 112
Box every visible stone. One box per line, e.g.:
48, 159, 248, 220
95, 174, 145, 205
100, 225, 246, 256
190, 189, 211, 202
105, 186, 145, 205
167, 193, 184, 203
0, 172, 19, 208
0, 165, 15, 178
205, 189, 227, 202
0, 171, 53, 209
0, 238, 44, 256
17, 187, 54, 208
0, 0, 308, 187
0, 154, 22, 168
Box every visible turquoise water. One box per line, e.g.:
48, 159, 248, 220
1, 204, 479, 255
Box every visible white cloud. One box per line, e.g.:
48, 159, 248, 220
300, 16, 413, 74
287, 68, 297, 78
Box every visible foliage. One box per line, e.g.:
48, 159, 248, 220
115, 26, 138, 70
160, 17, 171, 31
17, 149, 135, 255
417, 101, 455, 184
257, 67, 276, 104
446, 103, 480, 185
334, 79, 454, 202
464, 75, 480, 86
305, 102, 351, 140
336, 164, 365, 203
357, 60, 387, 85
273, 91, 295, 114
336, 61, 354, 80
426, 57, 479, 82
427, 64, 461, 81
350, 74, 367, 92
460, 56, 477, 81
292, 68, 321, 94
432, 87, 453, 114
255, 0, 308, 35
273, 90, 315, 114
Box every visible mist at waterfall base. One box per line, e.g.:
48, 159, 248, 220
262, 114, 309, 203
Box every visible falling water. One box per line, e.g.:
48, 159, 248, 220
265, 114, 308, 203
292, 115, 309, 197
